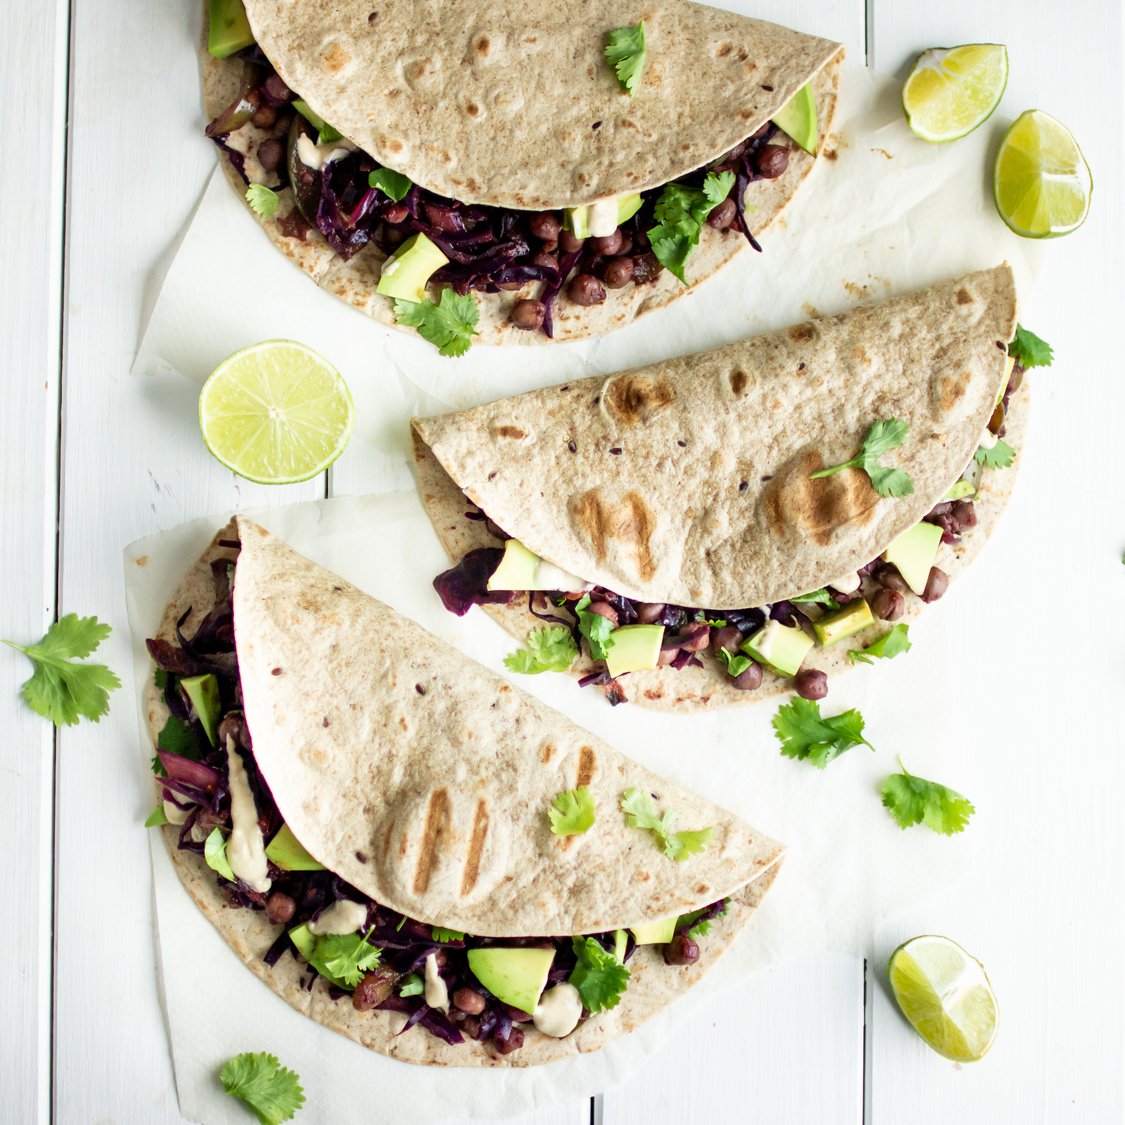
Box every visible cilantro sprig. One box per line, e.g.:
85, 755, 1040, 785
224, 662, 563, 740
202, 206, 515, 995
504, 626, 578, 674
881, 758, 975, 835
772, 698, 875, 768
431, 927, 465, 942
604, 21, 647, 96
570, 936, 631, 1013
677, 899, 729, 940
575, 594, 615, 661
2, 614, 120, 727
620, 788, 714, 861
848, 624, 912, 665
220, 1052, 305, 1125
398, 972, 424, 996
717, 646, 753, 678
314, 927, 381, 988
975, 438, 1016, 469
809, 419, 915, 498
394, 290, 479, 357
1008, 325, 1053, 369
368, 167, 412, 202
790, 588, 840, 610
245, 184, 280, 219
549, 785, 596, 836
647, 172, 736, 283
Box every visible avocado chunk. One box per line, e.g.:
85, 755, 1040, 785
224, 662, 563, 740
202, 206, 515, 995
605, 624, 665, 678
882, 521, 943, 596
813, 599, 876, 647
375, 233, 449, 303
998, 353, 1015, 405
565, 193, 643, 239
265, 824, 325, 872
487, 539, 540, 591
613, 929, 628, 962
467, 947, 554, 1014
944, 478, 976, 502
631, 916, 678, 945
616, 193, 643, 224
771, 83, 818, 154
181, 674, 221, 746
292, 100, 341, 144
208, 0, 255, 59
741, 619, 813, 677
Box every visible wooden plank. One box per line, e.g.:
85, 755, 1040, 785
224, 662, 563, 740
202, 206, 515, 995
0, 1, 69, 1121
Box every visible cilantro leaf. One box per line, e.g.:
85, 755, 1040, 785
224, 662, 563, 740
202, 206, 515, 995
2, 614, 120, 727
317, 927, 381, 987
504, 626, 578, 674
151, 755, 167, 777
717, 646, 753, 678
647, 171, 736, 283
431, 927, 465, 942
204, 828, 236, 882
245, 184, 280, 219
809, 418, 915, 498
394, 290, 479, 357
848, 623, 912, 665
575, 594, 615, 661
620, 788, 714, 861
368, 167, 412, 202
1008, 325, 1053, 369
677, 899, 729, 940
772, 698, 875, 768
157, 714, 203, 759
548, 785, 596, 836
881, 758, 975, 835
975, 438, 1016, 469
220, 1052, 305, 1125
790, 588, 840, 610
604, 20, 646, 95
399, 971, 424, 996
144, 804, 169, 828
570, 936, 631, 1013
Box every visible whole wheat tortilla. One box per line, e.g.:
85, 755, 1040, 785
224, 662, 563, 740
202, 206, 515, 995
199, 3, 842, 344
147, 519, 782, 1063
414, 267, 1030, 706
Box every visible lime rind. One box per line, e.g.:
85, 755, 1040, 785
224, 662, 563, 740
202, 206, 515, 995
903, 44, 1009, 143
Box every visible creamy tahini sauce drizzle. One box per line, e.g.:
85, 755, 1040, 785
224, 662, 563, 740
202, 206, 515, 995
163, 798, 187, 825
296, 134, 355, 171
308, 899, 368, 937
225, 737, 272, 893
535, 559, 591, 593
424, 952, 449, 1013
828, 571, 861, 594
532, 982, 583, 1038
587, 196, 619, 238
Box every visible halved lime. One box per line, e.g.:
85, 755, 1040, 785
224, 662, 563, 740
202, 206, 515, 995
888, 935, 998, 1062
199, 340, 354, 484
771, 84, 817, 154
902, 44, 1008, 142
994, 109, 1092, 238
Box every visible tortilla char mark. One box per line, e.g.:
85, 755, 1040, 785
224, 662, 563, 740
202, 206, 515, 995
412, 788, 451, 895
761, 449, 877, 547
460, 799, 490, 898
569, 489, 657, 582
602, 374, 676, 424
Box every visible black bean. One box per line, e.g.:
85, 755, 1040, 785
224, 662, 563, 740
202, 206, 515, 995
755, 144, 790, 179
585, 600, 619, 627
592, 228, 624, 256
710, 625, 744, 655
676, 622, 711, 652
503, 1004, 533, 1022
567, 273, 606, 306
616, 233, 634, 256
263, 74, 292, 102
952, 500, 977, 530
632, 252, 663, 284
257, 138, 284, 173
657, 647, 680, 666
265, 892, 296, 925
601, 256, 635, 289
530, 251, 558, 271
870, 587, 905, 622
559, 230, 585, 254
494, 1027, 525, 1054
664, 934, 700, 965
794, 669, 828, 700
251, 104, 279, 129
497, 280, 525, 291
382, 203, 409, 224
529, 212, 561, 241
921, 567, 949, 604
730, 662, 764, 691
461, 1016, 482, 1040
635, 602, 666, 625
876, 564, 911, 595
707, 197, 738, 231
452, 988, 486, 1015
509, 299, 546, 330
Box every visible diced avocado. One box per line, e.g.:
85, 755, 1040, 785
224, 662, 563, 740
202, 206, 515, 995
944, 478, 976, 502
631, 916, 678, 946
565, 205, 592, 239
813, 599, 876, 647
487, 539, 541, 591
467, 947, 554, 1013
375, 233, 449, 303
208, 0, 255, 59
770, 83, 818, 154
181, 674, 221, 746
613, 929, 629, 962
998, 353, 1016, 405
740, 619, 813, 678
292, 100, 341, 144
605, 624, 665, 678
616, 193, 643, 224
883, 522, 943, 596
288, 924, 351, 989
565, 194, 639, 239
266, 824, 326, 872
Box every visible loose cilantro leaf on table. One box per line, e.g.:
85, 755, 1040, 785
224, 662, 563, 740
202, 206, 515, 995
647, 171, 736, 283
605, 20, 647, 95
245, 184, 280, 219
220, 1051, 305, 1125
394, 291, 479, 357
772, 698, 875, 768
570, 936, 631, 1013
717, 646, 753, 677
504, 626, 578, 674
809, 418, 915, 498
399, 972, 424, 997
2, 614, 120, 727
368, 167, 412, 202
575, 594, 615, 660
620, 788, 714, 861
318, 927, 381, 987
432, 927, 466, 942
204, 828, 236, 882
975, 439, 1016, 469
1008, 325, 1053, 369
848, 623, 912, 665
549, 785, 596, 836
881, 758, 975, 835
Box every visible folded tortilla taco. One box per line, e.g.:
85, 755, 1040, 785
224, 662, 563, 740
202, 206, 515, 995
200, 0, 843, 346
144, 517, 783, 1065
413, 264, 1047, 710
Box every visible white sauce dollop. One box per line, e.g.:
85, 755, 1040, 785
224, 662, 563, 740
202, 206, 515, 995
424, 952, 450, 1013
225, 738, 272, 893
163, 798, 187, 826
308, 898, 368, 937
296, 133, 355, 171
978, 427, 999, 450
535, 559, 592, 593
828, 571, 861, 594
532, 982, 583, 1039
587, 196, 620, 238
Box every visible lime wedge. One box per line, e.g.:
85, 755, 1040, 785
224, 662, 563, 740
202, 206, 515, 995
994, 109, 1092, 238
902, 44, 1008, 142
198, 340, 354, 484
771, 84, 817, 154
888, 935, 998, 1062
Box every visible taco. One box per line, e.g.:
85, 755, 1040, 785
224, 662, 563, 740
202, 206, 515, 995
144, 517, 783, 1064
200, 0, 843, 345
414, 264, 1049, 709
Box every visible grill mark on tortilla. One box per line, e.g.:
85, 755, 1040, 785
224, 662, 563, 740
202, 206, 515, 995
729, 368, 748, 395
940, 371, 971, 412
762, 450, 876, 545
413, 789, 451, 895
576, 746, 596, 788
460, 799, 489, 897
493, 424, 527, 440
604, 375, 675, 424
323, 42, 350, 73
956, 288, 973, 305
540, 742, 556, 764
788, 323, 815, 343
570, 491, 657, 579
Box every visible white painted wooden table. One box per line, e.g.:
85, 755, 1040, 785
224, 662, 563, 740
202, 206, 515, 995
3, 1, 1122, 1122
